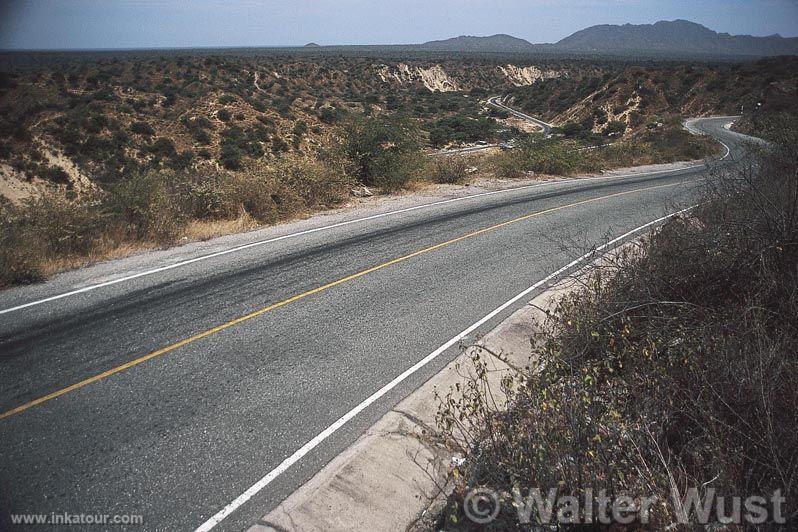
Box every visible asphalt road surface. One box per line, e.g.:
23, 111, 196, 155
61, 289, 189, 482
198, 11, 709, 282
0, 117, 747, 531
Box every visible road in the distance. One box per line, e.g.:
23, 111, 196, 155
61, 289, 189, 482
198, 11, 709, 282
0, 118, 743, 531
488, 95, 555, 135
432, 95, 551, 157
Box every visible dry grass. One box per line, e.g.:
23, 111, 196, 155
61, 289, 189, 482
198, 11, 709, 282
183, 214, 259, 242
40, 240, 157, 276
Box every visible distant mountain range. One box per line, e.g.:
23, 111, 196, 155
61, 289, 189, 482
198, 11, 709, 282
417, 20, 798, 58
555, 20, 798, 56
420, 34, 534, 53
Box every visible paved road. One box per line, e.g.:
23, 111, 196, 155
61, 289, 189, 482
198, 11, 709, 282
0, 117, 745, 531
488, 95, 555, 135
430, 143, 499, 157
432, 95, 550, 156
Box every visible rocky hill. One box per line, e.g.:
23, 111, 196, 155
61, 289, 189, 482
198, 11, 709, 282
0, 54, 572, 197
506, 56, 798, 134
0, 50, 796, 201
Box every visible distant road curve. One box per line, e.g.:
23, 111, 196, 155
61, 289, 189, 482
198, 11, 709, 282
432, 96, 552, 157
430, 143, 500, 157
488, 95, 554, 136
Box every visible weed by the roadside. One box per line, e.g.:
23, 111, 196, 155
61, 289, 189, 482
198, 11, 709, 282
427, 155, 471, 184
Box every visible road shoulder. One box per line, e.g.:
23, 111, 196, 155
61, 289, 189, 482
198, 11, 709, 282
248, 274, 578, 532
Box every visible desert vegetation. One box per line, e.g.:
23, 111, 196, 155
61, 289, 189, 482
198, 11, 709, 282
490, 121, 716, 179
0, 51, 795, 287
435, 118, 798, 529
507, 57, 798, 135
0, 156, 353, 287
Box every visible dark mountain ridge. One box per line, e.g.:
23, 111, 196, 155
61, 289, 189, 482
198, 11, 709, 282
416, 20, 798, 58
420, 34, 534, 52
556, 19, 798, 56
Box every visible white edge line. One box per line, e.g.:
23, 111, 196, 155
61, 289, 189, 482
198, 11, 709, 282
193, 204, 698, 532
0, 119, 732, 316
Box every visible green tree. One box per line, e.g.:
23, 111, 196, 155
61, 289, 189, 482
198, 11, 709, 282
605, 120, 628, 136
340, 115, 421, 189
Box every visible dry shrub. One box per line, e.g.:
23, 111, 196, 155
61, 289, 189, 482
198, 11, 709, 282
490, 138, 599, 178
598, 127, 717, 169
228, 155, 352, 221
0, 154, 354, 287
20, 193, 104, 255
271, 154, 353, 208
177, 156, 352, 223
104, 170, 185, 243
0, 209, 45, 287
177, 168, 237, 221
0, 193, 104, 287
428, 155, 470, 184
220, 170, 287, 224
490, 150, 528, 179
437, 128, 798, 528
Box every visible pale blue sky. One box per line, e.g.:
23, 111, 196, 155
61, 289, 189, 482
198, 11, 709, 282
1, 0, 797, 50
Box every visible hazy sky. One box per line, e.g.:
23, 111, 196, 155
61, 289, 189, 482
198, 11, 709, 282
1, 0, 797, 50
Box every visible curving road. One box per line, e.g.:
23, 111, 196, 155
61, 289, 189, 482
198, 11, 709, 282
488, 95, 555, 135
0, 117, 746, 531
433, 95, 550, 157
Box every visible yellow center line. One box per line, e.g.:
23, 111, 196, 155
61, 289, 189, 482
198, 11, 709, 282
0, 181, 680, 420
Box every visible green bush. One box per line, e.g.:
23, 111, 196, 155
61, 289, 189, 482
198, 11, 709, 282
271, 136, 290, 155
340, 114, 421, 190
219, 143, 243, 170
193, 128, 211, 145
130, 121, 155, 136
318, 106, 343, 124
605, 119, 627, 136
218, 125, 264, 169
372, 151, 424, 192
427, 115, 497, 148
38, 165, 71, 185
145, 137, 177, 158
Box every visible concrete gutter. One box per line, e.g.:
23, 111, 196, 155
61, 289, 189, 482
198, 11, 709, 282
248, 275, 580, 532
